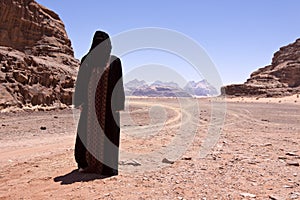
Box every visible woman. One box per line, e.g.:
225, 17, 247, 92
73, 31, 125, 176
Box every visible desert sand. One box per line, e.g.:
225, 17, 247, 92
0, 97, 299, 199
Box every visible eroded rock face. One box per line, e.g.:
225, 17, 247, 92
223, 39, 300, 97
0, 0, 73, 56
0, 0, 79, 110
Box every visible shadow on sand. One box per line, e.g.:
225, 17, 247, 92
54, 169, 110, 185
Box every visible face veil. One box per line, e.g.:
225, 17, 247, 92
88, 31, 112, 69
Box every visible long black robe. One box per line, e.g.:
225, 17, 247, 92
74, 55, 125, 175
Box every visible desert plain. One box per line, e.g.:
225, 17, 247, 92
0, 96, 299, 199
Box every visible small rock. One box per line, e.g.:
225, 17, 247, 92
286, 152, 298, 156
162, 158, 175, 164
40, 126, 47, 130
248, 160, 258, 165
283, 185, 293, 188
286, 161, 300, 166
181, 157, 192, 161
278, 156, 287, 160
262, 143, 272, 147
240, 192, 256, 198
261, 119, 270, 122
53, 116, 58, 119
119, 159, 141, 166
269, 195, 283, 200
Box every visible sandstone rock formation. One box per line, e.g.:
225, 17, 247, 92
0, 0, 79, 110
223, 38, 300, 97
0, 0, 74, 56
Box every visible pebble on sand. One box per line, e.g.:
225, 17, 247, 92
269, 195, 283, 200
162, 158, 175, 164
240, 192, 256, 198
286, 152, 298, 156
286, 161, 300, 166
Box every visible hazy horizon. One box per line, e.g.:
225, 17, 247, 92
124, 77, 213, 88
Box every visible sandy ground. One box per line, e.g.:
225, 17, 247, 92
0, 97, 299, 199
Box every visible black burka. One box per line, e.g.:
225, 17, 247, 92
74, 53, 125, 175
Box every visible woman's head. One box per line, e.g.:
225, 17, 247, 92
89, 31, 112, 68
90, 31, 112, 51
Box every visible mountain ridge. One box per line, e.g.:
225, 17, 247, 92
124, 79, 218, 97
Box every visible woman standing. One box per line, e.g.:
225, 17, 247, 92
74, 31, 125, 176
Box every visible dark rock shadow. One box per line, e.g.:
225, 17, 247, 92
54, 169, 109, 185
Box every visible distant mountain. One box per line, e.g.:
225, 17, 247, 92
184, 80, 219, 96
124, 79, 218, 97
151, 81, 180, 88
125, 79, 147, 89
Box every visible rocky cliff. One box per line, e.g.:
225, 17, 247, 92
0, 0, 79, 110
223, 38, 300, 97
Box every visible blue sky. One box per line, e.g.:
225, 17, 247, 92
36, 0, 300, 85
